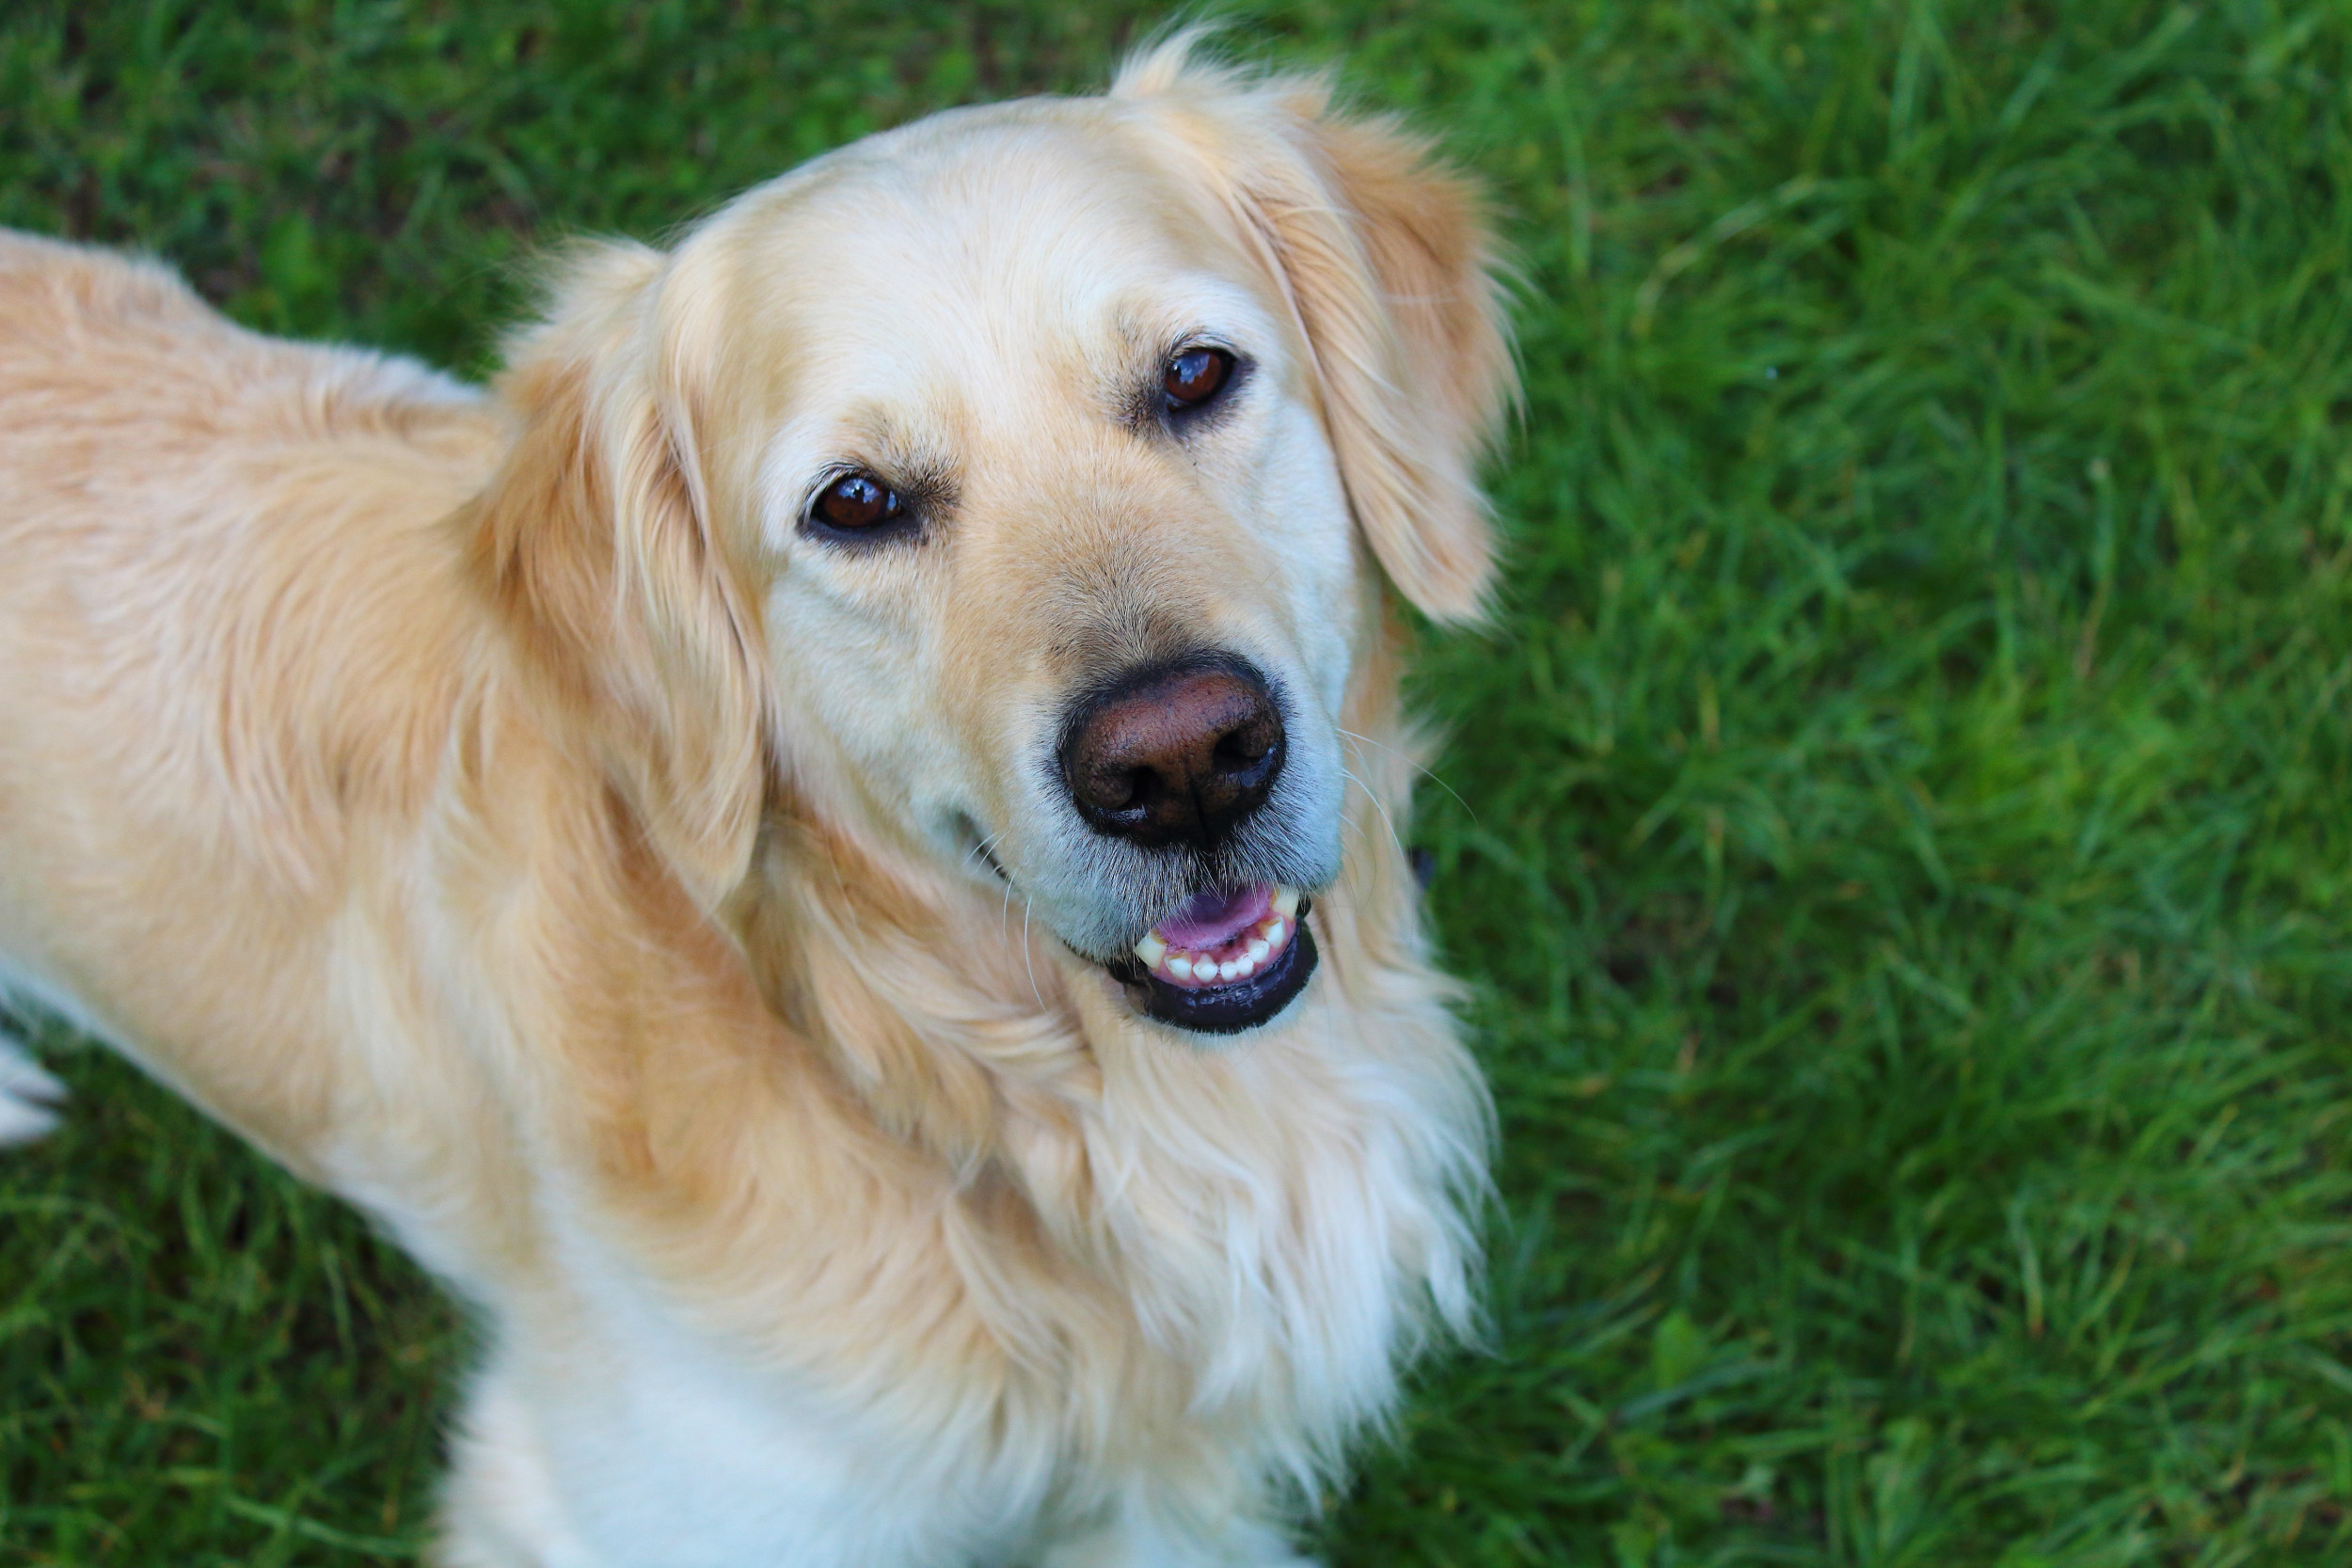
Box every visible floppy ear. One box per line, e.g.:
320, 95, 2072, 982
472, 240, 768, 909
1115, 38, 1516, 625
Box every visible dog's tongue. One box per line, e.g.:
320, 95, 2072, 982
1153, 883, 1273, 951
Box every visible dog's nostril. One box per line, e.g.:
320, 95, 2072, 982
1061, 657, 1285, 850
1115, 767, 1156, 812
1213, 724, 1274, 770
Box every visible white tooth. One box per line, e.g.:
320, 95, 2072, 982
1263, 918, 1286, 949
1168, 956, 1195, 980
1272, 885, 1300, 918
1219, 959, 1243, 981
1246, 939, 1270, 964
1134, 932, 1167, 968
1234, 954, 1258, 977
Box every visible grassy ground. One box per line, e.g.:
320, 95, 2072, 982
5, 0, 2352, 1562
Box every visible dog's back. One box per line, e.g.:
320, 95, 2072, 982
0, 231, 504, 1156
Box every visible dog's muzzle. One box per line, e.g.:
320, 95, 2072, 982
1062, 655, 1320, 1035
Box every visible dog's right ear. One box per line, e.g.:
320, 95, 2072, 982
470, 241, 769, 911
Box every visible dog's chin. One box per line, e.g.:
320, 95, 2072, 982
1098, 882, 1318, 1038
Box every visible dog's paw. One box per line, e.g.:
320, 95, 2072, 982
0, 1036, 65, 1145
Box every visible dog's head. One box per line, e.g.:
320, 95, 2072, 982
477, 40, 1511, 1038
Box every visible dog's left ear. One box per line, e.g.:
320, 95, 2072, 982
472, 240, 768, 910
1117, 40, 1516, 624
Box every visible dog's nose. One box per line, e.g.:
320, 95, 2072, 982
1061, 658, 1284, 850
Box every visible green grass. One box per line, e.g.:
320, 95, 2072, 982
6, 0, 2352, 1562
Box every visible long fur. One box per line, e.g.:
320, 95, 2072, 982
0, 39, 1513, 1566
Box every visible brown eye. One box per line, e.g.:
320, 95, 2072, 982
813, 472, 900, 531
1163, 347, 1233, 410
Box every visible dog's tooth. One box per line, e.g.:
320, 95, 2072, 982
1272, 885, 1301, 918
1263, 918, 1286, 949
1219, 958, 1243, 981
1168, 955, 1195, 980
1246, 938, 1270, 964
1134, 931, 1167, 969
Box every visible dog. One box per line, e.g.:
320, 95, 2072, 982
0, 34, 1512, 1566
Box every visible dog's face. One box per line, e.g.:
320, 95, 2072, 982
483, 59, 1509, 1037
717, 106, 1366, 1033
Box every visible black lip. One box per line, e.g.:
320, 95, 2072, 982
1103, 899, 1318, 1037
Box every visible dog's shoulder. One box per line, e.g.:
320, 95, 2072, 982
0, 227, 490, 459
0, 230, 513, 889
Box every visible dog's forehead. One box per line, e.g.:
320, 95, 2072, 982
715, 109, 1279, 411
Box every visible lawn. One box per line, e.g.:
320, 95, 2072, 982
6, 0, 2352, 1562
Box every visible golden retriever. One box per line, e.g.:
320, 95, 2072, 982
0, 35, 1511, 1567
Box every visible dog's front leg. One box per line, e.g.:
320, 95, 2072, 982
434, 1365, 602, 1568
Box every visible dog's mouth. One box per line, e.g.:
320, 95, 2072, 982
1102, 881, 1318, 1037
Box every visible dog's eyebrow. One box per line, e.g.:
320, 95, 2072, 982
1109, 310, 1232, 366
818, 409, 962, 510
885, 456, 960, 516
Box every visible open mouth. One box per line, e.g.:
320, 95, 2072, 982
1104, 882, 1318, 1036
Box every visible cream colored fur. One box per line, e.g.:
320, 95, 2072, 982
0, 39, 1513, 1567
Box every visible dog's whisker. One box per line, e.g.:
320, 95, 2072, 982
1339, 765, 1407, 863
1337, 727, 1478, 825
1020, 897, 1047, 1013
961, 825, 1012, 881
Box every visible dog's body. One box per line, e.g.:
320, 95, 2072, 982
0, 41, 1509, 1567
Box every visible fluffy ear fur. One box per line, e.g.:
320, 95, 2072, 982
1115, 35, 1515, 625
471, 240, 768, 908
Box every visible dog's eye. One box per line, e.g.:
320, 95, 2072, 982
813, 472, 901, 531
1163, 348, 1233, 412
